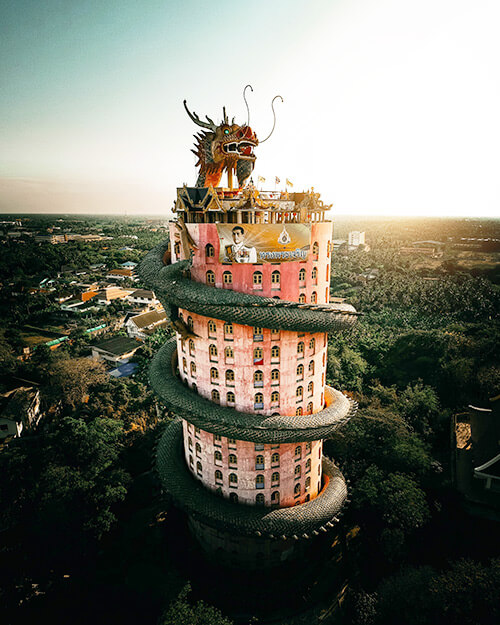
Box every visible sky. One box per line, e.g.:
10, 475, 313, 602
0, 0, 499, 217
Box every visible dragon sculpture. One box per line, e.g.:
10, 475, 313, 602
184, 100, 258, 188
184, 89, 283, 189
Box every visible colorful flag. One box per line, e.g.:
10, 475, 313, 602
275, 176, 280, 184
286, 178, 293, 187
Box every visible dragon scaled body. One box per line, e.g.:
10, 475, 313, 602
184, 100, 258, 188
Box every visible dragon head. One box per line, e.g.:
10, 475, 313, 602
184, 100, 258, 188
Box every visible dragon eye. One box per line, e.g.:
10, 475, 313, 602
223, 128, 230, 135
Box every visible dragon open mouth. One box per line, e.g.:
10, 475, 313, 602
222, 141, 256, 158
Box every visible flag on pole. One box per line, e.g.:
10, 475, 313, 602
275, 176, 280, 185
258, 175, 266, 183
286, 178, 293, 187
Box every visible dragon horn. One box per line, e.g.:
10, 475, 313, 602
222, 106, 228, 125
243, 84, 253, 126
260, 95, 284, 143
183, 100, 217, 131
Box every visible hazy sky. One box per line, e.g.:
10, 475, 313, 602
1, 0, 499, 216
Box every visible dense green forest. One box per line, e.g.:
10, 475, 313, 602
0, 215, 498, 624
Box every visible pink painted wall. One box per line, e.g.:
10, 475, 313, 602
183, 421, 323, 507
169, 221, 332, 304
177, 311, 327, 416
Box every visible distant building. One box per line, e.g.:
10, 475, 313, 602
125, 309, 167, 340
348, 231, 365, 247
96, 287, 133, 305
127, 289, 159, 308
106, 268, 136, 281
91, 336, 141, 365
453, 395, 500, 515
0, 383, 41, 441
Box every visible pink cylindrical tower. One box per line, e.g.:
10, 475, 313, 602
140, 97, 357, 569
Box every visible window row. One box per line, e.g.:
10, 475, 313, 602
183, 337, 319, 359
189, 441, 312, 464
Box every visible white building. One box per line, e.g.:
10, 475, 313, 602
348, 231, 366, 247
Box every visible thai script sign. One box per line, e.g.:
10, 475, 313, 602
216, 224, 311, 264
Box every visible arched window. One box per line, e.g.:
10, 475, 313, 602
189, 455, 193, 466
308, 360, 315, 375
312, 241, 319, 257
327, 240, 331, 257
309, 338, 315, 351
271, 369, 280, 383
174, 241, 181, 256
254, 392, 264, 408
215, 469, 223, 483
297, 364, 304, 379
224, 346, 234, 362
253, 271, 263, 287
214, 450, 222, 464
271, 390, 279, 405
256, 493, 265, 506
295, 464, 301, 478
211, 389, 220, 403
209, 344, 218, 360
254, 370, 263, 387
229, 473, 238, 486
226, 369, 235, 384
192, 382, 197, 394
271, 270, 280, 288
208, 320, 217, 336
256, 474, 265, 489
294, 483, 301, 496
271, 453, 280, 466
255, 455, 265, 469
188, 437, 193, 449
195, 442, 201, 457
210, 367, 219, 382
311, 291, 317, 303
227, 391, 235, 403
308, 381, 314, 396
224, 322, 233, 337
306, 442, 311, 455
187, 316, 193, 330
296, 407, 303, 416
307, 401, 313, 414
223, 271, 233, 285
229, 492, 238, 502
295, 445, 302, 459
214, 433, 222, 445
299, 267, 306, 282
271, 328, 280, 340
190, 361, 196, 376
296, 386, 303, 400
271, 472, 280, 485
206, 270, 215, 285
271, 491, 280, 506
189, 339, 195, 355
228, 453, 237, 466
305, 458, 311, 473
297, 341, 305, 355
271, 345, 280, 360
253, 326, 263, 341
254, 347, 263, 364
182, 357, 187, 373
298, 293, 306, 304
205, 243, 215, 258
196, 461, 202, 475
312, 267, 317, 281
